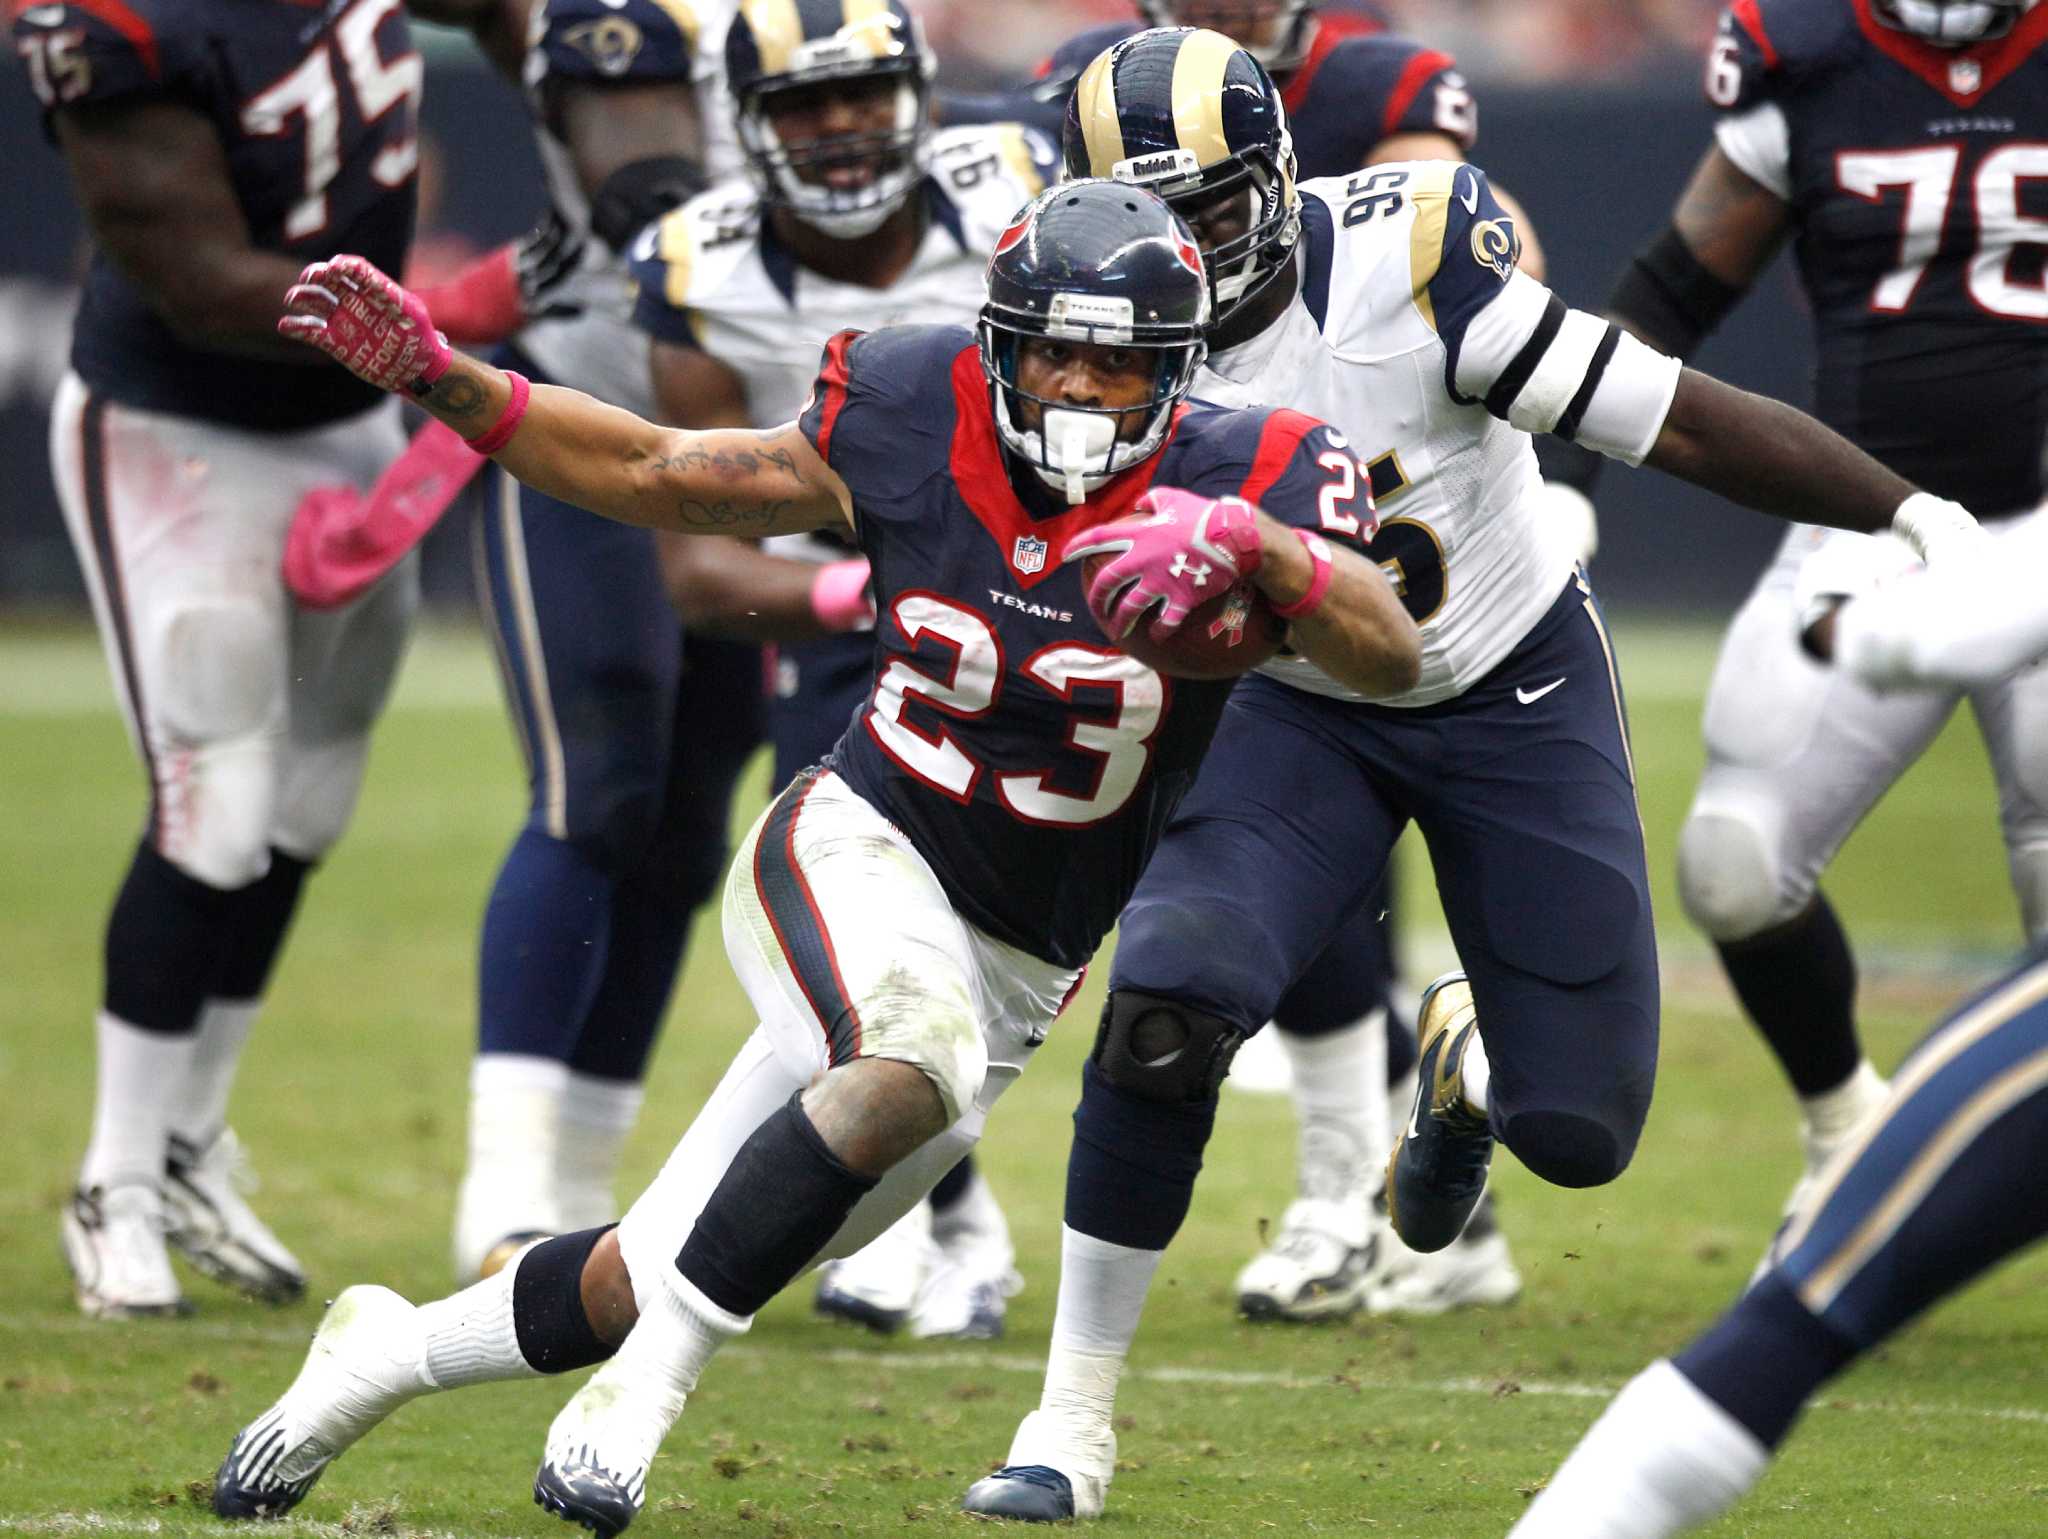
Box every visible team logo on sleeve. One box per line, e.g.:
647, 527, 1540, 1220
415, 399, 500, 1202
1012, 535, 1049, 574
1470, 218, 1519, 282
566, 17, 645, 76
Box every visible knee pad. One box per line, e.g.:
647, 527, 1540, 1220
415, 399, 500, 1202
1091, 988, 1245, 1105
1498, 1108, 1631, 1190
160, 737, 277, 889
153, 599, 282, 744
862, 951, 989, 1127
1677, 807, 1797, 942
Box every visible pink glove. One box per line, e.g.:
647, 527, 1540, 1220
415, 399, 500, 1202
284, 420, 485, 609
1064, 488, 1265, 642
810, 557, 876, 633
410, 245, 525, 344
279, 255, 452, 396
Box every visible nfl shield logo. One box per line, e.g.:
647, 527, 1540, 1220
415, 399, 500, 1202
1951, 59, 1982, 94
1013, 535, 1048, 574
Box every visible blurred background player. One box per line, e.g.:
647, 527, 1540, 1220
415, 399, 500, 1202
13, 0, 425, 1317
625, 0, 1057, 1340
953, 0, 1545, 1326
964, 29, 1992, 1522
1593, 0, 2048, 1226
1509, 517, 2048, 1539
211, 183, 1420, 1535
414, 0, 765, 1282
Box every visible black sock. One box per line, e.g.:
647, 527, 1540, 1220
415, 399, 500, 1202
1674, 1273, 1858, 1449
929, 1154, 974, 1214
1064, 1058, 1219, 1251
210, 849, 312, 1000
676, 1095, 878, 1318
511, 1225, 617, 1373
104, 840, 236, 1033
1717, 895, 1861, 1098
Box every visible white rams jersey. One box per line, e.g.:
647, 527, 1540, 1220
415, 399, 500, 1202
627, 124, 1052, 428
515, 0, 741, 416
1196, 161, 1678, 707
627, 123, 1054, 562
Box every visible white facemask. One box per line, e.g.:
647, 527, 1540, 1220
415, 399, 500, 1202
1886, 0, 2024, 41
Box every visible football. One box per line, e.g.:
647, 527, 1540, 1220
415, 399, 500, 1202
1081, 552, 1288, 680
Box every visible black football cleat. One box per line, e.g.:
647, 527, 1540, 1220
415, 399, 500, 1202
962, 1464, 1077, 1522
534, 1453, 641, 1539
1386, 973, 1495, 1253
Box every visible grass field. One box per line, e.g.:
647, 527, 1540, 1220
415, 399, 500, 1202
4, 615, 2046, 1539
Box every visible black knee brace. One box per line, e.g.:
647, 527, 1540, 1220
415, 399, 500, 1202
1091, 988, 1246, 1104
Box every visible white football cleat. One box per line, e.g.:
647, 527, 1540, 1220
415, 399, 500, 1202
914, 1173, 1021, 1340
533, 1348, 689, 1537
1364, 1190, 1523, 1316
61, 1182, 188, 1319
1235, 1195, 1378, 1321
814, 1201, 934, 1334
212, 1285, 430, 1519
961, 1406, 1117, 1522
163, 1128, 305, 1304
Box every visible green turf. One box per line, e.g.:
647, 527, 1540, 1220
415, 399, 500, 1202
3, 617, 2045, 1539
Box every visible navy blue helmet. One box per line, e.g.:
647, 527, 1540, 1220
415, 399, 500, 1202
979, 179, 1212, 501
1062, 27, 1299, 328
1135, 1, 1316, 73
724, 0, 937, 238
1872, 0, 2032, 43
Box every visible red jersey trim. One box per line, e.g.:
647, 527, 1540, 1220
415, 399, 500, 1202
1236, 409, 1323, 507
1278, 13, 1385, 115
53, 0, 161, 79
1381, 47, 1457, 143
812, 329, 856, 464
946, 346, 1179, 591
1730, 0, 1779, 70
1851, 0, 2048, 107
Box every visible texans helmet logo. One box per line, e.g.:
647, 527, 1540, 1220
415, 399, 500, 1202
994, 213, 1032, 257
1172, 228, 1204, 277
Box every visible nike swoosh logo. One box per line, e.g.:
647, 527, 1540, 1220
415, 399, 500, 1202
1516, 678, 1565, 705
1457, 169, 1480, 215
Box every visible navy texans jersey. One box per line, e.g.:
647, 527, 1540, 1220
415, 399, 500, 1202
12, 0, 420, 430
940, 9, 1474, 181
1711, 0, 2048, 514
794, 323, 1375, 969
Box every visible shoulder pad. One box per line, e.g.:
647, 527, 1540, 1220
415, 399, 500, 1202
1407, 162, 1520, 342
11, 0, 197, 112
625, 183, 761, 343
1706, 0, 1856, 110
927, 123, 1058, 225
536, 0, 699, 83
1307, 36, 1475, 152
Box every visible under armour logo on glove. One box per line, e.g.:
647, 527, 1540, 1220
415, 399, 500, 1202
1064, 487, 1265, 642
279, 255, 452, 397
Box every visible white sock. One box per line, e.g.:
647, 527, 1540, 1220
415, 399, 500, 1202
1800, 1059, 1888, 1143
81, 1011, 197, 1190
1280, 1010, 1390, 1177
171, 998, 261, 1148
557, 1072, 644, 1232
1507, 1360, 1769, 1539
1460, 1032, 1493, 1120
1049, 1226, 1163, 1357
455, 1054, 569, 1274
418, 1250, 546, 1389
622, 1272, 753, 1404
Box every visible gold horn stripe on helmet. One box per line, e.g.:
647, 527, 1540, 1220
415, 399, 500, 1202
1073, 49, 1127, 175
838, 0, 895, 58
1168, 28, 1241, 170
740, 0, 805, 74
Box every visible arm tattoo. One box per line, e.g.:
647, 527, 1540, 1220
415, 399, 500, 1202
422, 371, 489, 423
645, 428, 814, 529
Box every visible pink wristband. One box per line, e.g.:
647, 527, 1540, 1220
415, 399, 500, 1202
1269, 528, 1335, 620
464, 370, 530, 454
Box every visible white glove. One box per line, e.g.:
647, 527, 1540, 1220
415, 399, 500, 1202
1535, 481, 1599, 567
1890, 492, 1984, 563
1793, 531, 1921, 649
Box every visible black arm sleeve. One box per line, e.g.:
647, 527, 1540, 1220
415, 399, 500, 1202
1607, 226, 1746, 361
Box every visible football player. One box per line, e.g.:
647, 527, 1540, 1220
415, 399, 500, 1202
1511, 523, 2048, 1539
1593, 0, 2048, 1235
211, 180, 1422, 1534
394, 0, 757, 1283
949, 0, 1552, 1323
962, 29, 1990, 1522
13, 0, 425, 1317
624, 0, 1058, 1340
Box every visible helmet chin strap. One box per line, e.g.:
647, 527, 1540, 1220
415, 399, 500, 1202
1041, 409, 1119, 505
